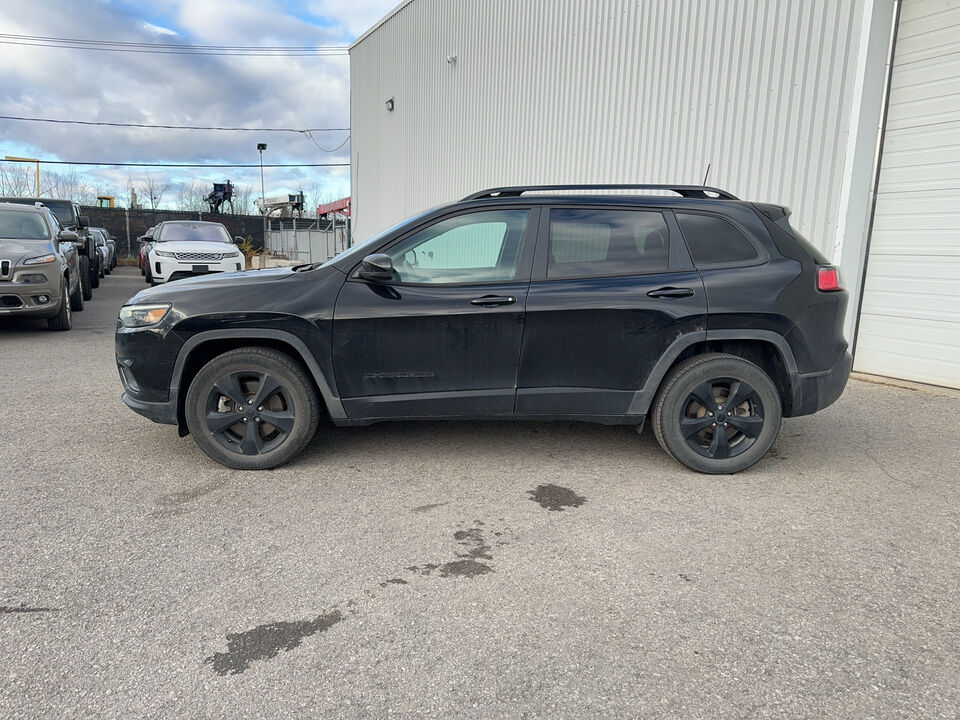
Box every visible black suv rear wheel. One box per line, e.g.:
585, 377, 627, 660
652, 353, 781, 474
79, 255, 93, 301
184, 347, 321, 470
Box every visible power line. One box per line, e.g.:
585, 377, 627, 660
0, 115, 349, 133
304, 131, 351, 153
1, 158, 349, 168
0, 33, 348, 56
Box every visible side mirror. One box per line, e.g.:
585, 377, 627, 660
60, 230, 79, 242
359, 253, 394, 282
78, 215, 90, 228
234, 236, 244, 244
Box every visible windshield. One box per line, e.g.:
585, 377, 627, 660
42, 201, 74, 225
313, 208, 438, 271
0, 209, 51, 240
0, 198, 74, 225
158, 223, 231, 243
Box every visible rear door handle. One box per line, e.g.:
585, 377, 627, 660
470, 295, 517, 307
647, 287, 695, 299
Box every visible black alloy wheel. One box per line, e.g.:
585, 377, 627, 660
205, 371, 296, 456
679, 378, 765, 460
185, 347, 321, 470
652, 353, 782, 474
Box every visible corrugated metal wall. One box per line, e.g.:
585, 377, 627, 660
350, 0, 870, 255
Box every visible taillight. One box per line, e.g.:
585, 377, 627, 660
817, 266, 843, 292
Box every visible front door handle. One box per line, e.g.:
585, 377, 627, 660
647, 287, 695, 299
470, 295, 517, 307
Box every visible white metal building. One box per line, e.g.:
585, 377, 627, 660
350, 0, 960, 389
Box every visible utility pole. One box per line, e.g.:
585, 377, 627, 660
257, 143, 267, 249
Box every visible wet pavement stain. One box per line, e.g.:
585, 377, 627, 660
379, 578, 408, 587
412, 502, 449, 513
0, 604, 58, 614
151, 478, 229, 518
438, 559, 493, 578
204, 610, 343, 676
404, 524, 496, 580
528, 484, 587, 512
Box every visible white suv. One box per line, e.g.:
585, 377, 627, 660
147, 221, 244, 284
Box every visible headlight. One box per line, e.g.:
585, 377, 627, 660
119, 303, 172, 328
24, 253, 56, 265
222, 250, 240, 258
155, 250, 176, 258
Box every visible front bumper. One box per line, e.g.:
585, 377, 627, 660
152, 256, 244, 283
789, 351, 852, 417
121, 391, 178, 425
0, 270, 62, 317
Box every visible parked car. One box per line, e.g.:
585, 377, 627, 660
145, 221, 243, 285
138, 227, 155, 276
0, 202, 85, 330
90, 227, 116, 273
0, 196, 97, 299
116, 183, 851, 474
93, 231, 109, 279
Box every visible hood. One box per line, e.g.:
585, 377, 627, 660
127, 265, 301, 304
0, 238, 55, 265
123, 263, 347, 319
152, 240, 241, 256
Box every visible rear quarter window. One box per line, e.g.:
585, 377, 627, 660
676, 212, 759, 267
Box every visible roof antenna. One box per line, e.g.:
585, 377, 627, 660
702, 162, 711, 186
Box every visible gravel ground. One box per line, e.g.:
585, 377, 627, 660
1, 267, 958, 719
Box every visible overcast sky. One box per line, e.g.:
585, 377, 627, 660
0, 0, 398, 211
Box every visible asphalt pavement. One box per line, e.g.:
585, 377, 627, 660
1, 267, 958, 719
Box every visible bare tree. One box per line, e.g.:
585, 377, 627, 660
139, 176, 169, 210
232, 183, 254, 214
0, 163, 36, 196
176, 181, 207, 212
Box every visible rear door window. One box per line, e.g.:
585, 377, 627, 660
675, 213, 759, 266
547, 209, 670, 278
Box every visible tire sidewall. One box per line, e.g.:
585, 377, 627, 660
185, 350, 319, 470
656, 356, 782, 474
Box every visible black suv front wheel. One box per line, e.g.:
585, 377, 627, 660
185, 347, 321, 470
652, 353, 782, 474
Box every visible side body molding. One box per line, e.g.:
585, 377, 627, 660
169, 328, 347, 421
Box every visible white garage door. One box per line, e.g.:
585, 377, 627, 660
854, 0, 960, 389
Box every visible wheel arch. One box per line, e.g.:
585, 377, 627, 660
628, 330, 799, 417
170, 329, 346, 436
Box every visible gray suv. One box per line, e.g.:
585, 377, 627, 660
0, 202, 85, 330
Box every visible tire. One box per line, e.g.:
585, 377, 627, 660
47, 278, 72, 331
104, 261, 111, 276
91, 257, 101, 288
145, 262, 153, 285
79, 255, 93, 301
185, 347, 321, 470
69, 272, 84, 311
652, 353, 782, 474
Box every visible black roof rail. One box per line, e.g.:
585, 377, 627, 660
462, 184, 739, 201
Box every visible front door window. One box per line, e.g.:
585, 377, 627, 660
385, 209, 530, 284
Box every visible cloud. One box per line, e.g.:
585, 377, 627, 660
307, 0, 399, 39
0, 0, 395, 207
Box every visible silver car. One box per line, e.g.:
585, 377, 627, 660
0, 202, 84, 330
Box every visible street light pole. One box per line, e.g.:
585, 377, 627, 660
257, 143, 267, 249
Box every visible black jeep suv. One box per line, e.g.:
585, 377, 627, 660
116, 184, 851, 474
